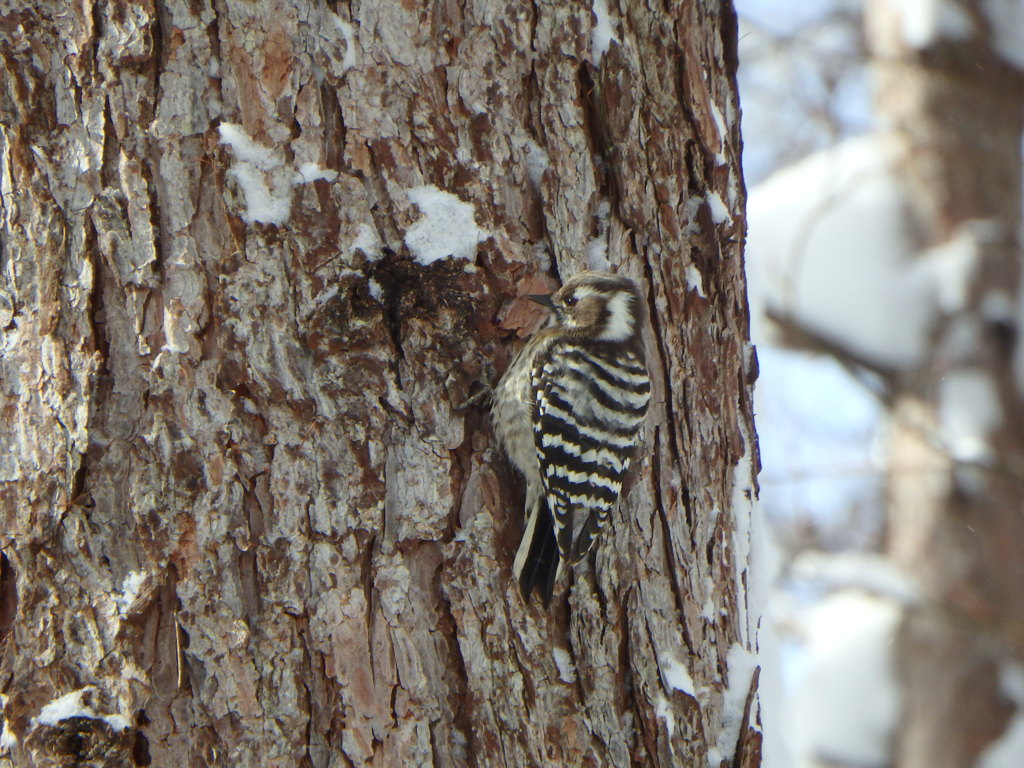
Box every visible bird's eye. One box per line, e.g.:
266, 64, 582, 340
564, 295, 578, 307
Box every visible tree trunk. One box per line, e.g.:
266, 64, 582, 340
0, 2, 759, 767
866, 1, 1024, 765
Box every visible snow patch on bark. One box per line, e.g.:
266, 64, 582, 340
719, 645, 758, 762
660, 656, 696, 696
218, 122, 339, 225
656, 694, 675, 741
294, 162, 339, 184
552, 647, 577, 683
0, 694, 14, 751
591, 0, 617, 64
350, 223, 383, 262
404, 186, 489, 265
707, 191, 732, 225
731, 420, 759, 644
33, 688, 131, 733
331, 15, 359, 71
114, 570, 147, 616
685, 265, 707, 298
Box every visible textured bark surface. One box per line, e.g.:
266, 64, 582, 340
0, 2, 758, 767
866, 1, 1024, 765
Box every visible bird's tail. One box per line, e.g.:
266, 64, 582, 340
512, 495, 559, 606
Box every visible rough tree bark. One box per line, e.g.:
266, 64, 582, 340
865, 2, 1024, 766
0, 2, 759, 767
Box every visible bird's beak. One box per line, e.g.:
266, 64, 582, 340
528, 293, 556, 309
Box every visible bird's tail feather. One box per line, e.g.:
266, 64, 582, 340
513, 497, 559, 606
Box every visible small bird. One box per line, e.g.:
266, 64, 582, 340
492, 270, 651, 604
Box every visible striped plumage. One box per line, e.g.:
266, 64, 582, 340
492, 271, 651, 604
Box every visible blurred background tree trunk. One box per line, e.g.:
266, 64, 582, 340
0, 2, 759, 766
867, 2, 1024, 766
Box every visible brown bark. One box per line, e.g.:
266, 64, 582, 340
866, 1, 1024, 765
0, 2, 758, 767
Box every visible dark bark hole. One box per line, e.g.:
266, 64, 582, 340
683, 140, 703, 195
0, 552, 17, 642
132, 728, 152, 765
71, 462, 88, 506
369, 250, 479, 358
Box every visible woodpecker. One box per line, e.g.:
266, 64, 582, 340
492, 270, 651, 604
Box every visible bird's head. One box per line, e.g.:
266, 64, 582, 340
529, 271, 644, 343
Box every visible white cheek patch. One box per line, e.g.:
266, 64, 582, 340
598, 291, 635, 341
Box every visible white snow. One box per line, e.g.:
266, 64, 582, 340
731, 420, 762, 644
978, 663, 1024, 768
34, 688, 130, 733
350, 223, 383, 262
660, 656, 696, 697
367, 278, 384, 302
979, 716, 1024, 768
226, 159, 292, 224
685, 264, 706, 298
701, 578, 716, 621
0, 128, 13, 201
938, 368, 1002, 462
0, 693, 13, 751
404, 186, 489, 265
707, 191, 732, 225
747, 133, 937, 369
294, 162, 339, 184
656, 694, 676, 741
114, 570, 146, 615
982, 0, 1024, 70
725, 419, 781, 765
218, 123, 293, 225
787, 591, 901, 768
591, 0, 616, 65
36, 690, 96, 726
719, 645, 759, 763
912, 223, 987, 315
219, 122, 339, 225
710, 102, 729, 160
880, 0, 974, 50
0, 720, 14, 751
218, 123, 276, 167
331, 15, 358, 71
552, 647, 577, 683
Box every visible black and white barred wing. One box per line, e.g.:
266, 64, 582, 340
531, 344, 651, 564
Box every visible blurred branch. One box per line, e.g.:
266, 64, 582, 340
764, 305, 896, 402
